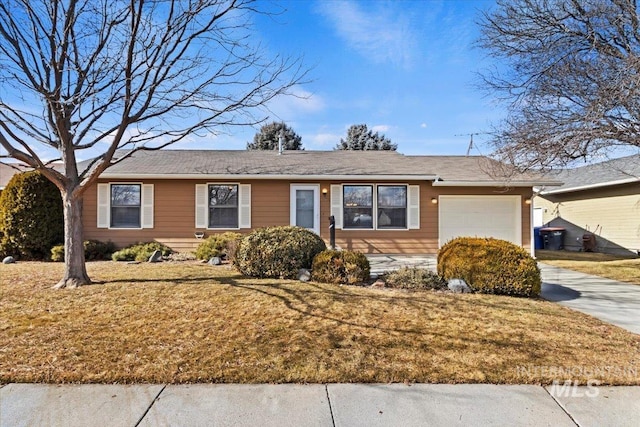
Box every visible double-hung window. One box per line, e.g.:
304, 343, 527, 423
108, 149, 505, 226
209, 184, 239, 229
377, 185, 407, 229
110, 184, 141, 228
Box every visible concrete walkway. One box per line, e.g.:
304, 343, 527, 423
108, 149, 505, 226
2, 383, 639, 426
366, 254, 437, 275
540, 263, 640, 335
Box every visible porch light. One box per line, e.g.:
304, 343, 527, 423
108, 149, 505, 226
431, 197, 438, 204
525, 198, 532, 205
322, 188, 328, 196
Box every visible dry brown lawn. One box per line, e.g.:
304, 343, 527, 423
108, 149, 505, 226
536, 250, 640, 285
1, 261, 639, 385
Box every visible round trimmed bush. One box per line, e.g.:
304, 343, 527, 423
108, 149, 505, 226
385, 266, 447, 290
312, 249, 370, 285
437, 237, 541, 297
235, 226, 326, 279
195, 232, 242, 261
0, 171, 63, 260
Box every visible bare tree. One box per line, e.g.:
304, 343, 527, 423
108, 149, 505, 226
478, 0, 640, 171
0, 0, 305, 288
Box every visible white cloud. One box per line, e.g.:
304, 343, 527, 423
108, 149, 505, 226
371, 124, 390, 133
420, 123, 427, 128
265, 85, 326, 121
316, 1, 417, 68
310, 132, 341, 148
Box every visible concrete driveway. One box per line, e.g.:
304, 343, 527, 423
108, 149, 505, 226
540, 263, 640, 335
364, 256, 640, 335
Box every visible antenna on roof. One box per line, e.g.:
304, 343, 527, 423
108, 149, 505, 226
454, 132, 488, 156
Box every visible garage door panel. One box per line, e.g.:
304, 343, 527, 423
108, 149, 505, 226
439, 196, 521, 247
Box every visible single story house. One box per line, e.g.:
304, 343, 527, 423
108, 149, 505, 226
83, 150, 559, 255
534, 154, 640, 256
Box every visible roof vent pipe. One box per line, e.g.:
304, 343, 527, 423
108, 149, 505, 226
278, 130, 284, 155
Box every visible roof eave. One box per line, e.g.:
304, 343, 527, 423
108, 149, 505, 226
98, 173, 440, 181
539, 177, 639, 195
432, 180, 562, 187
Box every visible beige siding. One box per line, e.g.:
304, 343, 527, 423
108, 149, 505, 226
535, 183, 640, 254
84, 179, 533, 254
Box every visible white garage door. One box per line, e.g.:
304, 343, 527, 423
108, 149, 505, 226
439, 195, 522, 247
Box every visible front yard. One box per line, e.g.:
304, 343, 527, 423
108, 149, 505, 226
1, 261, 639, 385
536, 250, 640, 285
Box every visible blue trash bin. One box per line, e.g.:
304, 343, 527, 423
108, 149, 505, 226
533, 227, 544, 250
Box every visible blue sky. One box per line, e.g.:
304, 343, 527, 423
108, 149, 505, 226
214, 0, 500, 155
1, 0, 501, 160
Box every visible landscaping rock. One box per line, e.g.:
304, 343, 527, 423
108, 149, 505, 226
208, 256, 222, 266
3, 256, 15, 264
298, 268, 311, 282
148, 250, 163, 263
448, 278, 472, 293
370, 273, 379, 281
371, 279, 386, 288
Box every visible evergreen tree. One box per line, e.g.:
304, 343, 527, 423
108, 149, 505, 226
0, 171, 63, 260
335, 124, 397, 151
247, 122, 303, 150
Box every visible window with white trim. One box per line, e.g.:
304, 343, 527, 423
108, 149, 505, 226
335, 184, 418, 230
377, 185, 407, 229
209, 184, 239, 229
97, 183, 153, 229
343, 185, 373, 229
111, 184, 141, 228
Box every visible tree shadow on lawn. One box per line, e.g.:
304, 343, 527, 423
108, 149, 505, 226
86, 267, 610, 364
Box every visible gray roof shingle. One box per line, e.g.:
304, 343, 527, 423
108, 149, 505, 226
542, 154, 640, 194
93, 149, 558, 185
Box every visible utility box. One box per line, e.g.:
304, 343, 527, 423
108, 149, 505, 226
540, 227, 566, 250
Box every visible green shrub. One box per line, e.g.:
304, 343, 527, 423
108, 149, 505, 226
112, 241, 173, 262
311, 249, 370, 285
235, 226, 326, 279
51, 240, 117, 262
50, 244, 65, 262
437, 237, 541, 297
385, 267, 447, 290
0, 171, 63, 260
194, 232, 242, 260
85, 240, 117, 260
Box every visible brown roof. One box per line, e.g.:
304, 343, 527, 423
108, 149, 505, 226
92, 149, 559, 186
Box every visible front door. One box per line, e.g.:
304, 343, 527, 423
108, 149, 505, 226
290, 185, 320, 234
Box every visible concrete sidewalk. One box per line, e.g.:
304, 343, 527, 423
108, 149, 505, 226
2, 383, 639, 426
540, 263, 640, 335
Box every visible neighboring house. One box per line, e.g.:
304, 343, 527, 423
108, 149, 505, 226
0, 162, 29, 194
82, 150, 559, 254
534, 154, 640, 256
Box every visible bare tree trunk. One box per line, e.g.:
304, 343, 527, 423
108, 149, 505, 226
54, 191, 91, 289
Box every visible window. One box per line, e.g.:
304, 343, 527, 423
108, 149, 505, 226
377, 185, 407, 229
209, 184, 238, 228
343, 185, 373, 229
110, 184, 141, 228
